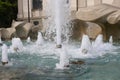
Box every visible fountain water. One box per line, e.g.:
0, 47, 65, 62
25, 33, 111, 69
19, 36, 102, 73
56, 48, 69, 69
0, 0, 120, 79
109, 36, 113, 44
1, 44, 8, 65
93, 34, 103, 48
27, 37, 31, 43
9, 38, 24, 53
55, 0, 62, 47
44, 0, 72, 44
0, 36, 3, 45
80, 35, 92, 54
36, 32, 44, 45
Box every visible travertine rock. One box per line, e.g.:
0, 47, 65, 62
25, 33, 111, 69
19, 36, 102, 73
107, 10, 120, 24
29, 25, 40, 40
76, 4, 119, 22
86, 22, 102, 39
11, 20, 24, 28
15, 23, 33, 39
1, 28, 16, 40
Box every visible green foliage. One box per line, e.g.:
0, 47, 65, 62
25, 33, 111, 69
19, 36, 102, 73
0, 0, 17, 28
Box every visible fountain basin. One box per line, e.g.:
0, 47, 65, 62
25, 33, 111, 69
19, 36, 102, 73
0, 40, 119, 80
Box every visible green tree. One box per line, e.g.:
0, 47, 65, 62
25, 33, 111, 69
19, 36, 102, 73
0, 0, 17, 28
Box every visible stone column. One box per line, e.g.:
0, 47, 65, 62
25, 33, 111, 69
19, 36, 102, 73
29, 0, 32, 18
94, 0, 102, 5
87, 0, 94, 6
70, 0, 77, 11
78, 0, 87, 8
112, 0, 120, 7
23, 0, 32, 19
17, 0, 23, 19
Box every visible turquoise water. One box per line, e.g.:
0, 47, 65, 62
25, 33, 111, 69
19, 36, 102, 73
0, 41, 120, 80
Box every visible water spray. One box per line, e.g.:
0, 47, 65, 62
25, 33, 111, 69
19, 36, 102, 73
1, 44, 8, 65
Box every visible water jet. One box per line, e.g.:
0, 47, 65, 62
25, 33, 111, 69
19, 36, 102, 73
27, 37, 31, 43
36, 32, 44, 45
1, 44, 8, 65
9, 38, 24, 53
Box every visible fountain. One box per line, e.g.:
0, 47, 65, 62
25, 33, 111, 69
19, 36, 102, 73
0, 0, 120, 80
1, 44, 8, 65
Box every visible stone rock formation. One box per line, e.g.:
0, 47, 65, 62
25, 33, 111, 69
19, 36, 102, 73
75, 1, 120, 41
11, 20, 24, 28
1, 28, 16, 40
76, 4, 120, 24
15, 23, 33, 39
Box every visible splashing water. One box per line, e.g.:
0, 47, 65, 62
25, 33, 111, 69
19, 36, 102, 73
27, 37, 31, 43
80, 35, 92, 54
9, 38, 24, 53
43, 0, 72, 43
109, 36, 113, 44
1, 44, 8, 63
93, 34, 104, 48
0, 36, 3, 45
36, 32, 44, 45
0, 0, 119, 79
56, 48, 69, 69
55, 0, 62, 46
36, 0, 117, 68
1, 0, 117, 71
